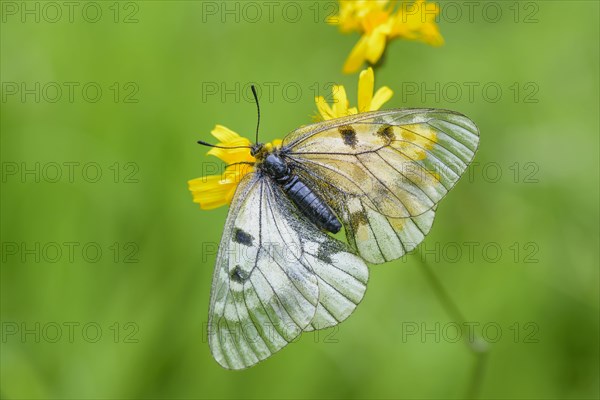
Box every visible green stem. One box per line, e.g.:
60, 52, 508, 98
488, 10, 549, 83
414, 248, 490, 399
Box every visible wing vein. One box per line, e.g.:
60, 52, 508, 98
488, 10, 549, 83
264, 184, 319, 309
355, 155, 412, 216
374, 151, 438, 207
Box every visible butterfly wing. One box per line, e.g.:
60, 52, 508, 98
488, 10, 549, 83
282, 109, 479, 264
208, 172, 368, 369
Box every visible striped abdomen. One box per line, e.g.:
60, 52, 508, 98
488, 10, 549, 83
279, 175, 342, 234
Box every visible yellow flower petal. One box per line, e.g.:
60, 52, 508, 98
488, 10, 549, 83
207, 145, 253, 165
365, 28, 387, 64
391, 1, 444, 45
313, 66, 394, 120
421, 23, 444, 46
369, 86, 393, 111
315, 96, 336, 120
361, 9, 392, 35
358, 67, 375, 112
210, 125, 247, 144
188, 175, 236, 210
332, 85, 349, 117
203, 125, 254, 165
343, 35, 369, 74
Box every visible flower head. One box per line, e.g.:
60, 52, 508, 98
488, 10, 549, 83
188, 125, 283, 210
314, 67, 393, 121
188, 125, 254, 210
330, 0, 444, 74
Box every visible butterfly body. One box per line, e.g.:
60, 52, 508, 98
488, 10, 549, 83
257, 148, 342, 233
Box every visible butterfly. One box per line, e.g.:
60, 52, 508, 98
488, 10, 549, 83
198, 90, 479, 369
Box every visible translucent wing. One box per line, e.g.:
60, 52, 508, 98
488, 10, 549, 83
282, 109, 479, 264
208, 173, 368, 369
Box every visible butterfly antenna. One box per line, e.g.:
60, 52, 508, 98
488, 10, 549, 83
251, 85, 260, 144
196, 86, 260, 149
196, 140, 250, 149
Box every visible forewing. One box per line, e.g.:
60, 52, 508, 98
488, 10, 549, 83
284, 109, 479, 218
208, 173, 368, 369
284, 109, 479, 263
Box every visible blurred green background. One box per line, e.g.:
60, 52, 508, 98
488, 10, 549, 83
1, 1, 598, 399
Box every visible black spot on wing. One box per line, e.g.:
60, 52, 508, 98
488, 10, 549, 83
339, 125, 357, 148
349, 211, 368, 232
315, 236, 346, 264
316, 246, 333, 264
230, 265, 248, 283
233, 228, 254, 247
375, 125, 395, 143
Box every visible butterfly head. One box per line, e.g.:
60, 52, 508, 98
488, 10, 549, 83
250, 142, 264, 158
250, 139, 283, 158
248, 140, 287, 179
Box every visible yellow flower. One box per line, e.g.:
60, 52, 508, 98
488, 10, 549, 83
393, 0, 444, 46
188, 125, 284, 209
314, 67, 393, 121
330, 0, 444, 74
188, 125, 254, 210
